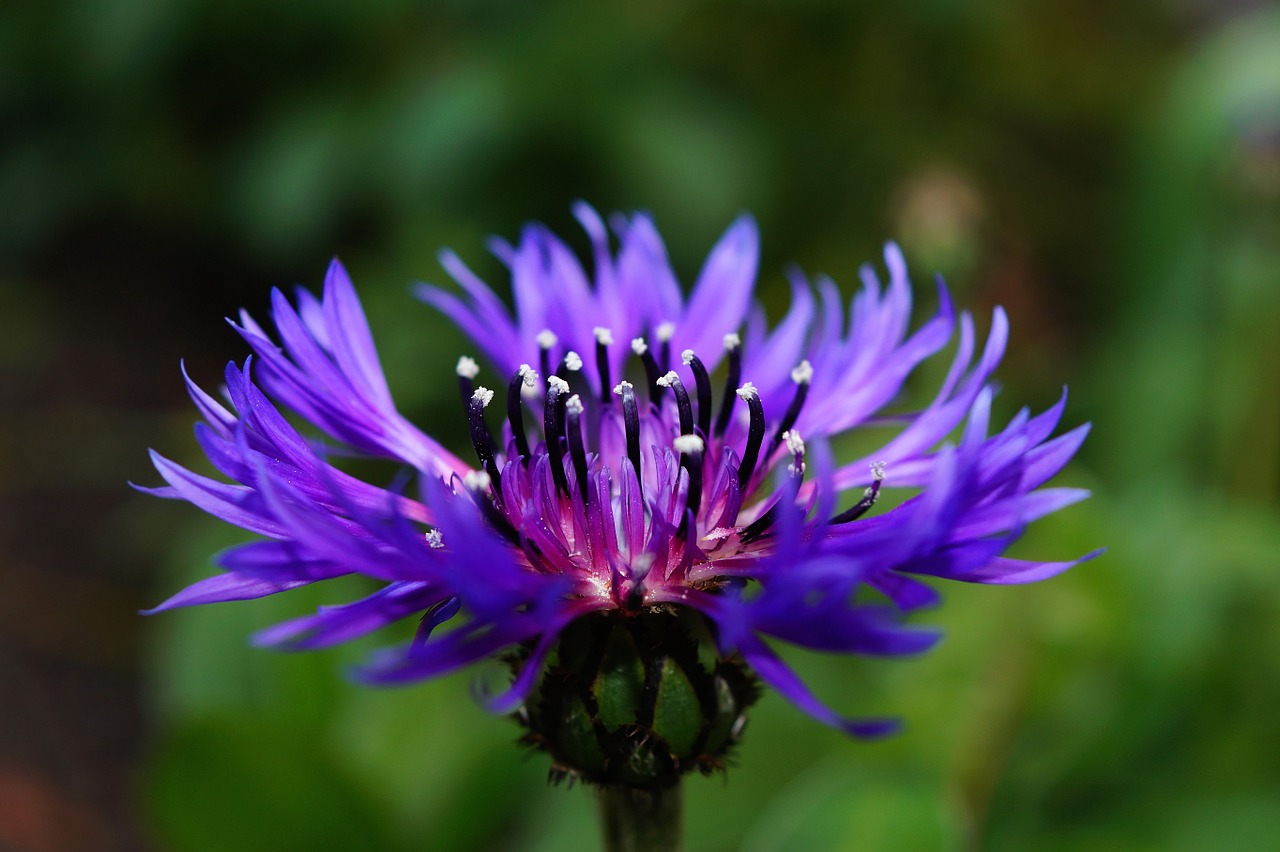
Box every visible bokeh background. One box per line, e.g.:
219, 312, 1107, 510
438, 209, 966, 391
3, 1, 1280, 849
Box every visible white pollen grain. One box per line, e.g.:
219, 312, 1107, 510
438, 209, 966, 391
536, 329, 558, 349
630, 338, 648, 355
463, 470, 491, 491
564, 351, 583, 371
784, 429, 805, 455
681, 349, 695, 365
565, 394, 584, 415
425, 529, 445, 549
656, 322, 675, 342
735, 381, 758, 400
790, 360, 814, 385
673, 434, 705, 454
471, 387, 495, 407
723, 333, 741, 350
612, 380, 634, 395
548, 376, 570, 394
593, 327, 614, 345
455, 356, 480, 379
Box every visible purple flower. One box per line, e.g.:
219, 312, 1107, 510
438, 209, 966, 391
142, 205, 1095, 739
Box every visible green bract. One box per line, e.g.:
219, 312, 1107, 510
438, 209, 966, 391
517, 606, 759, 788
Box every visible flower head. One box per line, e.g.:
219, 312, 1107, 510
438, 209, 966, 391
143, 205, 1095, 780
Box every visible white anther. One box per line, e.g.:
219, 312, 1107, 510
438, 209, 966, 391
681, 349, 695, 365
655, 370, 680, 388
593, 327, 614, 345
723, 333, 741, 351
673, 434, 705, 454
784, 429, 805, 456
425, 529, 445, 549
471, 386, 495, 407
463, 470, 491, 492
612, 380, 634, 395
790, 359, 814, 385
870, 460, 887, 481
735, 381, 758, 400
631, 337, 648, 356
455, 356, 480, 379
517, 364, 538, 387
564, 351, 583, 371
565, 394, 584, 415
547, 376, 570, 395
656, 322, 675, 342
536, 329, 558, 349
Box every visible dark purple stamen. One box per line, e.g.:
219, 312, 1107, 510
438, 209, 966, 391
633, 339, 664, 405
566, 395, 590, 501
616, 381, 643, 487
595, 331, 612, 404
686, 462, 703, 519
830, 477, 883, 524
736, 386, 765, 491
456, 357, 479, 406
543, 378, 571, 496
765, 362, 812, 463
714, 336, 743, 437
657, 327, 673, 374
683, 351, 713, 438
537, 332, 556, 388
506, 367, 534, 461
740, 432, 805, 543
660, 372, 694, 437
466, 389, 502, 492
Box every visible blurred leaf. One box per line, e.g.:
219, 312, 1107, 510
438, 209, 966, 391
145, 716, 393, 852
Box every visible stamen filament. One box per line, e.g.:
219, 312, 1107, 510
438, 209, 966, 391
543, 376, 571, 496
739, 430, 805, 544
536, 329, 557, 387
673, 433, 705, 520
467, 387, 501, 492
714, 334, 743, 437
456, 356, 479, 405
682, 349, 713, 438
656, 371, 693, 436
594, 327, 613, 404
565, 394, 590, 501
507, 365, 536, 461
735, 382, 765, 491
614, 381, 644, 487
765, 360, 812, 463
633, 338, 664, 405
830, 461, 887, 524
656, 322, 675, 373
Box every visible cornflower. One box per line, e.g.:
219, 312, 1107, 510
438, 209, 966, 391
143, 205, 1094, 800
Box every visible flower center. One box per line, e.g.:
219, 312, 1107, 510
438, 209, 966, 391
454, 328, 817, 609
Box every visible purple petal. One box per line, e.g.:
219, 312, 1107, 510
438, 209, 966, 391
142, 572, 310, 614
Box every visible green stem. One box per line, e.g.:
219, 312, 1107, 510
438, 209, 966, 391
596, 782, 683, 852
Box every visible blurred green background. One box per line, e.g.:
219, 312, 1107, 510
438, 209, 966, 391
3, 1, 1279, 849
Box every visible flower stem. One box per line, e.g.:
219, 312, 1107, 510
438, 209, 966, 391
596, 783, 683, 852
